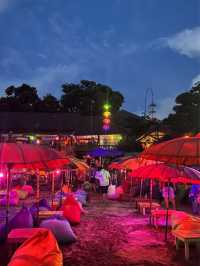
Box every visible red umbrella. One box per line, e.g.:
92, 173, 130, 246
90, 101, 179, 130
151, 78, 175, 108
0, 143, 70, 229
131, 164, 200, 184
140, 136, 200, 166
131, 163, 200, 240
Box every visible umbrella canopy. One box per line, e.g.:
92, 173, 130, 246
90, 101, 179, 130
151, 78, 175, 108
68, 156, 89, 175
109, 157, 156, 170
131, 163, 200, 184
140, 136, 200, 166
0, 143, 70, 170
88, 147, 123, 157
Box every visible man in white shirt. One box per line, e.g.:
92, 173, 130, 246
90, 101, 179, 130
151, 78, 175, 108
95, 165, 110, 200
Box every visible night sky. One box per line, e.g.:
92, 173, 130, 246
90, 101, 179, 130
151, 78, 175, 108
0, 0, 199, 118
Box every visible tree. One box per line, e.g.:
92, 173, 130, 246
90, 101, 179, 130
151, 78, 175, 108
163, 82, 200, 135
2, 84, 41, 112
40, 94, 60, 112
60, 80, 124, 114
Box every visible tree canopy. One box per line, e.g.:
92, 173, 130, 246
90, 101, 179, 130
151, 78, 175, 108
163, 82, 200, 135
0, 80, 124, 114
61, 80, 124, 114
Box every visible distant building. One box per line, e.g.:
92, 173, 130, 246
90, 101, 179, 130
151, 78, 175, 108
0, 110, 141, 156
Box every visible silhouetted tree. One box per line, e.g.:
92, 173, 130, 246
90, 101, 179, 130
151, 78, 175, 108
163, 82, 200, 135
60, 80, 124, 114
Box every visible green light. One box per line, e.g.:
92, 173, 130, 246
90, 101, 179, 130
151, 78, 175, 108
29, 135, 35, 141
103, 103, 111, 110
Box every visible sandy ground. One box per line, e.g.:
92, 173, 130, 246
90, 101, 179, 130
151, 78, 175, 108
61, 195, 198, 266
0, 194, 198, 266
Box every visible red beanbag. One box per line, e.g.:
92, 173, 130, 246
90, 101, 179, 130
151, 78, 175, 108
8, 228, 63, 266
62, 195, 81, 225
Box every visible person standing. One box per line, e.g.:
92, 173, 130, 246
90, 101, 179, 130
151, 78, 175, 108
162, 182, 176, 209
95, 165, 110, 201
189, 184, 200, 214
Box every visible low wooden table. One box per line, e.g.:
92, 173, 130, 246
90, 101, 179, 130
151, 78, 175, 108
135, 198, 151, 209
172, 230, 200, 261
38, 210, 63, 220
151, 209, 187, 228
138, 201, 160, 215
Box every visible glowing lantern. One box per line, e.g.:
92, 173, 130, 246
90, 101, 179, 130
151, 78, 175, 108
103, 118, 111, 124
0, 172, 3, 178
103, 111, 111, 118
36, 139, 40, 144
103, 124, 110, 131
102, 102, 111, 132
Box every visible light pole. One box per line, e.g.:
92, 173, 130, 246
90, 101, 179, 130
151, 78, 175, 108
144, 88, 156, 120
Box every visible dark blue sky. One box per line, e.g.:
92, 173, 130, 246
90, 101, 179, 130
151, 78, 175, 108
0, 0, 199, 118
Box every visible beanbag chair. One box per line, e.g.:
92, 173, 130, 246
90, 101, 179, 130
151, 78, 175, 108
39, 198, 51, 209
21, 185, 34, 195
116, 186, 124, 200
40, 218, 77, 244
55, 191, 68, 201
74, 189, 87, 205
62, 195, 81, 224
13, 189, 28, 200
62, 184, 71, 193
0, 191, 19, 206
8, 228, 63, 266
30, 201, 51, 226
0, 224, 7, 243
9, 207, 33, 230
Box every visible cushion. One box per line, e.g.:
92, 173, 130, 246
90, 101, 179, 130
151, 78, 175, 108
62, 195, 81, 224
9, 207, 33, 230
8, 228, 63, 266
14, 190, 28, 200
21, 185, 34, 195
40, 218, 77, 244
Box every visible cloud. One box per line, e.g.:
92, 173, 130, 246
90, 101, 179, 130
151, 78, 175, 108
156, 97, 175, 119
192, 73, 200, 86
29, 63, 88, 96
0, 0, 13, 13
162, 27, 200, 58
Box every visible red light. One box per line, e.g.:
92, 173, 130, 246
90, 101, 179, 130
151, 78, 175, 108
56, 169, 60, 175
103, 118, 111, 124
55, 136, 59, 141
0, 172, 4, 178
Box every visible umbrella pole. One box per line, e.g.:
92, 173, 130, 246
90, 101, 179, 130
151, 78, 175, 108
5, 164, 11, 234
36, 173, 40, 226
51, 172, 55, 208
165, 180, 170, 241
149, 179, 153, 225
59, 171, 64, 207
140, 179, 143, 198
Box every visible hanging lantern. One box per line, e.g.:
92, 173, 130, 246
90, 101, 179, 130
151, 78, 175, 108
102, 103, 111, 132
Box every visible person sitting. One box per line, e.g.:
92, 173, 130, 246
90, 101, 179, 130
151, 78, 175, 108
162, 182, 176, 209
